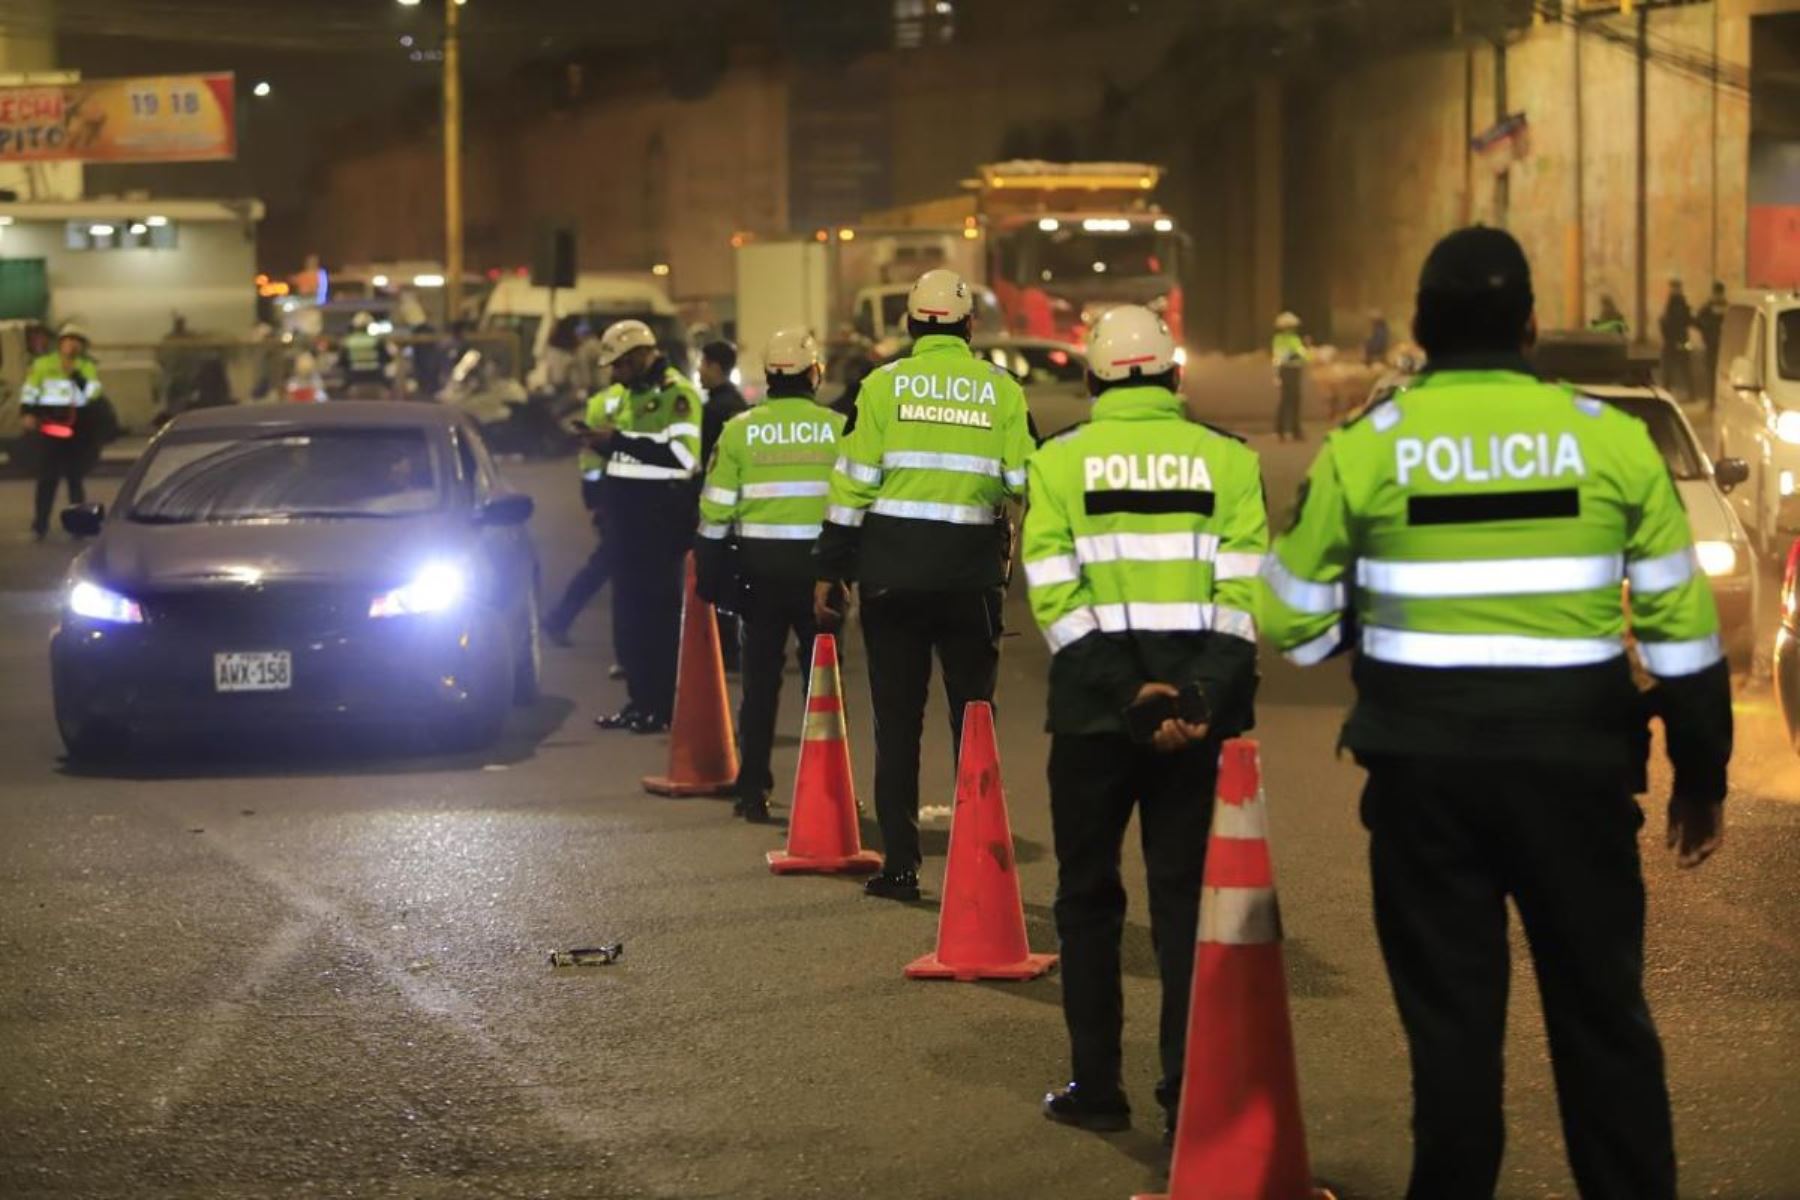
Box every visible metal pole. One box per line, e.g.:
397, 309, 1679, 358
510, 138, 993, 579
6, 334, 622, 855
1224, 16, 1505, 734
1634, 3, 1648, 345
1571, 15, 1586, 327
1494, 37, 1509, 228
443, 0, 464, 327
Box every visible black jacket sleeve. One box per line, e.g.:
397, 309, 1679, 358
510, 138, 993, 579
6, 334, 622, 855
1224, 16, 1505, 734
611, 435, 683, 469
1654, 659, 1733, 803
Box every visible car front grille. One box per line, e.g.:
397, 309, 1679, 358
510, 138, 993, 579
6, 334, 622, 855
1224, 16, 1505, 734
140, 583, 365, 639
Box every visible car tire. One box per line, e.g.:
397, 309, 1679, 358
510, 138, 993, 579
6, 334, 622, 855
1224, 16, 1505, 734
56, 710, 125, 764
434, 617, 512, 752
514, 589, 542, 706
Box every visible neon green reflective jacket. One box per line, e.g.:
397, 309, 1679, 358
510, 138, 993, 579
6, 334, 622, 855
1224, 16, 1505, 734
1263, 365, 1731, 794
21, 353, 101, 411
605, 364, 703, 483
1022, 385, 1267, 735
1271, 331, 1308, 365
815, 334, 1033, 591
697, 394, 844, 583
578, 384, 625, 481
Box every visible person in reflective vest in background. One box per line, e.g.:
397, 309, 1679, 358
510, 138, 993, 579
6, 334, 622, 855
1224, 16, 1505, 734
813, 268, 1033, 902
1261, 226, 1732, 1200
22, 323, 103, 542
695, 328, 844, 824
1021, 304, 1267, 1144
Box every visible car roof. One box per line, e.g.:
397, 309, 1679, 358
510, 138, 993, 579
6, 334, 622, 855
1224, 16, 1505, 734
164, 402, 466, 435
1726, 289, 1800, 312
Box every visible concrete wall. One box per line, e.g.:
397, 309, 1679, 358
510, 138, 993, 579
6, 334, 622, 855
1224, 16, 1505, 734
1292, 4, 1755, 349
310, 58, 788, 305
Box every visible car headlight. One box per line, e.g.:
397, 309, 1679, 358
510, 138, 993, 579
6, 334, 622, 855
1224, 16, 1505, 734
1776, 410, 1800, 445
369, 561, 467, 618
1694, 540, 1740, 577
68, 580, 144, 624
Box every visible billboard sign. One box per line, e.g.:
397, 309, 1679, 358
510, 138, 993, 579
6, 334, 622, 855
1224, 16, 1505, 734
0, 73, 236, 164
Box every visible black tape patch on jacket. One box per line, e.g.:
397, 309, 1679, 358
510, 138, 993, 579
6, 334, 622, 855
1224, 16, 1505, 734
1085, 489, 1216, 516
1408, 487, 1580, 525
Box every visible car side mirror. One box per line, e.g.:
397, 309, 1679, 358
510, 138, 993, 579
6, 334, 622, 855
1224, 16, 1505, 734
1729, 355, 1760, 393
477, 492, 533, 526
1714, 456, 1750, 492
61, 502, 104, 538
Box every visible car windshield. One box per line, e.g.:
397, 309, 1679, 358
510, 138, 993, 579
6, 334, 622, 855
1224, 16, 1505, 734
1592, 395, 1706, 480
1028, 230, 1173, 286
1779, 310, 1800, 381
976, 342, 1086, 386
130, 428, 443, 523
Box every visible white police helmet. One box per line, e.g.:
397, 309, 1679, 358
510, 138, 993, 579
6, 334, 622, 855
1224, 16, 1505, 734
596, 319, 658, 366
764, 327, 820, 378
1086, 304, 1178, 383
906, 268, 974, 326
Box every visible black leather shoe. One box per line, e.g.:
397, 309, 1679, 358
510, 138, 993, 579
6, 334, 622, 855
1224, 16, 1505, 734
595, 707, 644, 730
863, 869, 920, 901
627, 712, 671, 735
1042, 1083, 1131, 1132
741, 797, 774, 824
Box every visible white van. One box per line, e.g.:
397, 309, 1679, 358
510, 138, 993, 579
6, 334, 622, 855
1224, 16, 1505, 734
479, 274, 688, 384
1714, 290, 1800, 556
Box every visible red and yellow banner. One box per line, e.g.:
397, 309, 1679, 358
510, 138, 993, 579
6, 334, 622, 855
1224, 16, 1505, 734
0, 73, 236, 164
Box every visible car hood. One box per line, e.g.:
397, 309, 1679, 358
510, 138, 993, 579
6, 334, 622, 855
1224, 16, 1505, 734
1676, 478, 1742, 544
89, 514, 469, 591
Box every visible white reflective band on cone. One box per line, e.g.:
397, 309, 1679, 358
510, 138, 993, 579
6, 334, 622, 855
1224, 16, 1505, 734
738, 522, 823, 540
1627, 547, 1699, 594
1212, 798, 1269, 840
1263, 555, 1345, 614
882, 450, 1002, 477
1639, 633, 1723, 677
1285, 622, 1343, 666
1076, 531, 1219, 565
741, 480, 829, 499
1358, 554, 1623, 598
1024, 555, 1080, 588
1215, 551, 1266, 580
826, 504, 866, 527
1044, 608, 1099, 652
836, 457, 882, 485
1363, 626, 1623, 668
1200, 886, 1282, 946
697, 522, 730, 540
870, 498, 996, 525
703, 486, 738, 506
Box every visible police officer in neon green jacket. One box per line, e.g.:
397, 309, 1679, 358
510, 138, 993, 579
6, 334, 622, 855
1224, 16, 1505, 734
814, 268, 1034, 900
696, 328, 844, 824
1022, 305, 1267, 1140
543, 382, 625, 649
1262, 227, 1731, 1199
584, 319, 703, 733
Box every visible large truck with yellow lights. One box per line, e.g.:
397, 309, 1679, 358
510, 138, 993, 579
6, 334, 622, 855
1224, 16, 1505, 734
863, 160, 1184, 349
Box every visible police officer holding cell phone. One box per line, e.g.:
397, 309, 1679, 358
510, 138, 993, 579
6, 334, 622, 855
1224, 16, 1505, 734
1020, 305, 1268, 1142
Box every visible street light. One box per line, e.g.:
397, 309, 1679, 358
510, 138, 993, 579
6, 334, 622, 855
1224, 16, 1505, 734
252, 81, 271, 97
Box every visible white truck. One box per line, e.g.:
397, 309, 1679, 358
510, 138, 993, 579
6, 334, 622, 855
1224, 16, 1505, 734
732, 230, 987, 386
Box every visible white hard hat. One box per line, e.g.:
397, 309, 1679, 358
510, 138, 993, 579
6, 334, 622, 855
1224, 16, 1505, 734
56, 322, 89, 343
1274, 311, 1302, 330
763, 327, 819, 377
1087, 304, 1178, 383
351, 311, 373, 331
907, 268, 974, 325
596, 318, 657, 366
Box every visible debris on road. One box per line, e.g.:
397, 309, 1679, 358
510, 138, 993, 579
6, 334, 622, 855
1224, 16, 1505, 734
549, 943, 624, 967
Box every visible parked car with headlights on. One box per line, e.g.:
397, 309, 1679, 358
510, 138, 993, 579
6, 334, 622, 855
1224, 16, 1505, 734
50, 403, 540, 759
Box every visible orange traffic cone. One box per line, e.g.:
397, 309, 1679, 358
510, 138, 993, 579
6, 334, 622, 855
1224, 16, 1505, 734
1134, 738, 1333, 1200
643, 554, 739, 797
905, 702, 1057, 982
767, 634, 882, 874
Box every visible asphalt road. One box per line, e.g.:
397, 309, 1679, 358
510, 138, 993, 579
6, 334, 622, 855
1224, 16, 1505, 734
1, 426, 1797, 1199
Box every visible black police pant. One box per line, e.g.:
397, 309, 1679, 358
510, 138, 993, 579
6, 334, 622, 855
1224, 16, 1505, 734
32, 434, 88, 536
1049, 734, 1216, 1105
859, 587, 1001, 874
1276, 363, 1305, 439
610, 493, 691, 720
734, 578, 820, 803
1360, 755, 1675, 1200
547, 487, 613, 640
